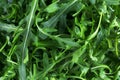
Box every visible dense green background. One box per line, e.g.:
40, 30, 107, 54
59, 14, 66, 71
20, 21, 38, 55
0, 0, 120, 80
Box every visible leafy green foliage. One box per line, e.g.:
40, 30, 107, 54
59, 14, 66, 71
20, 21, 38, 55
0, 0, 120, 80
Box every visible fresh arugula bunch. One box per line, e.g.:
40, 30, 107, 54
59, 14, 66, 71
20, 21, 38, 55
0, 0, 120, 80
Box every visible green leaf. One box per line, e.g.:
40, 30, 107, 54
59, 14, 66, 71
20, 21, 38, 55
54, 36, 79, 47
89, 0, 96, 4
42, 0, 78, 28
87, 13, 103, 41
23, 48, 29, 64
105, 0, 120, 5
45, 0, 59, 13
43, 52, 49, 69
22, 0, 38, 57
72, 43, 87, 63
0, 22, 23, 33
19, 63, 26, 80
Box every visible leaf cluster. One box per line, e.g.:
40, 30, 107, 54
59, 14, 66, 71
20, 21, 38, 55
0, 0, 120, 80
